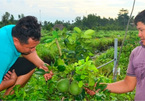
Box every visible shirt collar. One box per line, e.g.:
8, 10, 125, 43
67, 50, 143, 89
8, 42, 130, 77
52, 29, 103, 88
139, 41, 145, 48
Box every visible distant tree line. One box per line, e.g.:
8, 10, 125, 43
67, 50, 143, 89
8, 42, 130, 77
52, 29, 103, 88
0, 8, 136, 30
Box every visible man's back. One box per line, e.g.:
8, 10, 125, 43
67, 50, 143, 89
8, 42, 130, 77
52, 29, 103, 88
0, 25, 21, 83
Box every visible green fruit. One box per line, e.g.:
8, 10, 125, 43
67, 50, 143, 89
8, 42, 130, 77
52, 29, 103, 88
57, 65, 66, 72
69, 80, 82, 95
57, 79, 69, 92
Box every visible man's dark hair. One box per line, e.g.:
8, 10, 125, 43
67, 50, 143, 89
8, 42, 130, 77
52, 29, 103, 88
12, 16, 41, 44
134, 9, 145, 25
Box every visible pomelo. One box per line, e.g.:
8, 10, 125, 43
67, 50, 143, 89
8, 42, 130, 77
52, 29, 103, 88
57, 79, 69, 92
69, 80, 82, 95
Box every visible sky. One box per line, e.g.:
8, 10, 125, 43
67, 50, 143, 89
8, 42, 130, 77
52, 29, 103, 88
0, 0, 145, 23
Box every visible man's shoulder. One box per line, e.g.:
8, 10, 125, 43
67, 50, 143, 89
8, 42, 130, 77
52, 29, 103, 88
131, 46, 144, 55
133, 46, 141, 51
0, 25, 15, 37
0, 25, 15, 31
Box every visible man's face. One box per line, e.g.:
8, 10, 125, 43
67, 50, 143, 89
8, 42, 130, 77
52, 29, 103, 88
14, 38, 40, 55
137, 22, 145, 45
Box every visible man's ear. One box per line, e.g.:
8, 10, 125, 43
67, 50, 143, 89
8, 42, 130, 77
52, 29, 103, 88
13, 37, 20, 46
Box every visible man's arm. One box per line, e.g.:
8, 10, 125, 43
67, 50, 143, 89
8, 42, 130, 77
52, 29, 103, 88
106, 75, 136, 93
85, 75, 137, 95
22, 51, 46, 69
22, 50, 53, 80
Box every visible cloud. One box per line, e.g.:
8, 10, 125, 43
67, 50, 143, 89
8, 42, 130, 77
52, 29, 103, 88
0, 0, 145, 22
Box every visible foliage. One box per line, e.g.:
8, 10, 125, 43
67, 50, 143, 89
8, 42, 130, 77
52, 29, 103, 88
0, 26, 139, 100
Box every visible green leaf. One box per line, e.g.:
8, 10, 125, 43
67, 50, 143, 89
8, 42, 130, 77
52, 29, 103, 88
68, 50, 75, 54
99, 84, 107, 91
64, 38, 69, 46
52, 30, 58, 38
95, 93, 104, 99
76, 66, 83, 74
88, 78, 95, 86
44, 63, 52, 70
78, 81, 83, 87
85, 56, 90, 62
95, 80, 101, 90
57, 65, 66, 72
103, 89, 110, 93
57, 58, 65, 65
80, 75, 86, 79
44, 39, 53, 43
84, 29, 95, 35
78, 59, 85, 65
82, 29, 95, 39
35, 69, 46, 75
88, 65, 98, 72
74, 27, 82, 34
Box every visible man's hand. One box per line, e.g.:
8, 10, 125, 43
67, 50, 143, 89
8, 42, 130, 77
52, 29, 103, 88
3, 69, 17, 82
84, 87, 96, 96
39, 63, 49, 72
43, 70, 53, 81
0, 69, 17, 91
84, 83, 100, 96
38, 63, 54, 81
